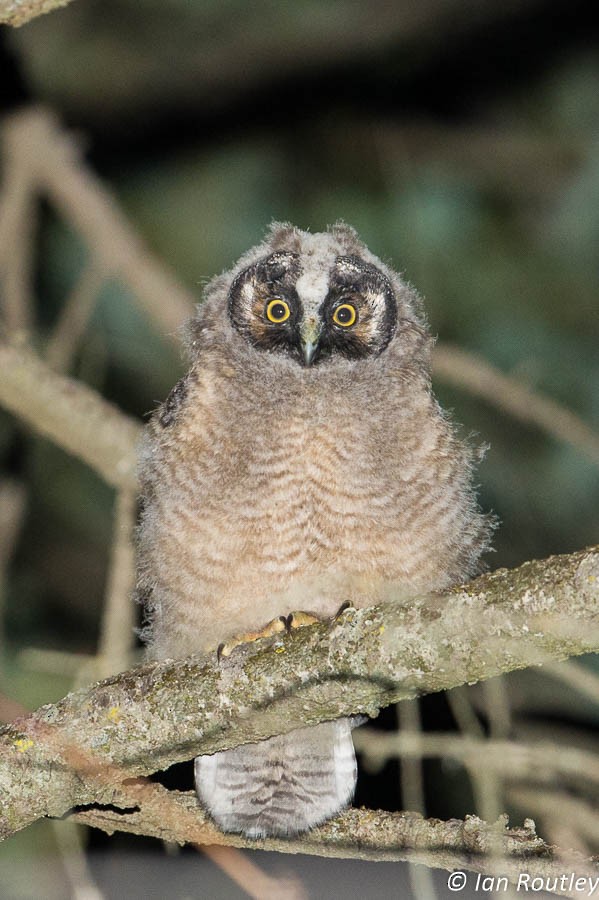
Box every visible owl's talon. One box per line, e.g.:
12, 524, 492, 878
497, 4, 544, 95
285, 610, 321, 631
217, 615, 288, 660
333, 600, 354, 621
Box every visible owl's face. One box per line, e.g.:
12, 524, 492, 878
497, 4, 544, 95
227, 248, 398, 367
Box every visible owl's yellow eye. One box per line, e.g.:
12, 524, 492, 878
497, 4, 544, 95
332, 303, 357, 328
265, 299, 291, 324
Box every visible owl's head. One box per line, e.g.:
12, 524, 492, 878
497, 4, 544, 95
193, 223, 424, 368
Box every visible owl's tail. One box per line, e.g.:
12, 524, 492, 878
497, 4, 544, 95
195, 719, 357, 838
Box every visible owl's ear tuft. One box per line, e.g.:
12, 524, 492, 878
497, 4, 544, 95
327, 220, 360, 244
266, 221, 304, 253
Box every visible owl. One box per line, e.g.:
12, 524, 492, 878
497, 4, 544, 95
137, 222, 493, 838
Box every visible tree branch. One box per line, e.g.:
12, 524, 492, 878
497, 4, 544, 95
68, 795, 559, 869
0, 335, 140, 490
0, 545, 597, 842
2, 110, 196, 340
433, 344, 599, 469
0, 0, 73, 27
69, 797, 599, 897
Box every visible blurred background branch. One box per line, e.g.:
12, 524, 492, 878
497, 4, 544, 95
0, 0, 75, 30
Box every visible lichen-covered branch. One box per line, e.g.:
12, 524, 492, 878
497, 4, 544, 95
75, 797, 598, 896
68, 796, 556, 868
0, 336, 140, 490
0, 545, 597, 842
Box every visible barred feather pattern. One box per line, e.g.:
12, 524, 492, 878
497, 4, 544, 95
195, 720, 357, 838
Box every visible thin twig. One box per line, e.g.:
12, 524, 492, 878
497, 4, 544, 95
0, 120, 36, 332
543, 658, 599, 708
2, 110, 196, 341
0, 336, 140, 491
46, 263, 106, 374
354, 730, 599, 789
0, 479, 27, 670
446, 686, 485, 739
200, 845, 307, 900
433, 343, 599, 468
52, 819, 105, 900
473, 678, 512, 825
397, 700, 426, 814
96, 488, 137, 679
70, 796, 550, 861
507, 787, 599, 847
397, 699, 438, 900
445, 684, 504, 833
482, 678, 512, 740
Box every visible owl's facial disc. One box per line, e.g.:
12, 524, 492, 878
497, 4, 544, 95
228, 251, 397, 366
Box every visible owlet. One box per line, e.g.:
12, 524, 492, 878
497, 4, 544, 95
137, 222, 493, 838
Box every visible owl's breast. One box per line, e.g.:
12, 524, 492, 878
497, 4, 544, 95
197, 386, 410, 614
142, 361, 485, 656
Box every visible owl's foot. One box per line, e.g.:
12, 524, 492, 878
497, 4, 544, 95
284, 610, 321, 630
217, 615, 287, 660
333, 600, 354, 621
217, 605, 353, 661
286, 604, 353, 631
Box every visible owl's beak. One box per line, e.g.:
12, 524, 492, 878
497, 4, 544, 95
303, 339, 319, 366
300, 319, 321, 367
